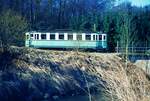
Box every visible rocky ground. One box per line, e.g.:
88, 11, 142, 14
0, 46, 149, 101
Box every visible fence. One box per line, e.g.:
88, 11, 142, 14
116, 47, 150, 55
116, 42, 150, 55
115, 42, 150, 62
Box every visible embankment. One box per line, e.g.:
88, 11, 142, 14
0, 46, 149, 101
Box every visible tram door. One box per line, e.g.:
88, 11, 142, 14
25, 33, 31, 47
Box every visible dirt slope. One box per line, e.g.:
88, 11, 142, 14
0, 46, 149, 101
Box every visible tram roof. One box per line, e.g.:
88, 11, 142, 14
26, 30, 106, 34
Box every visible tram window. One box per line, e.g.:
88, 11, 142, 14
59, 34, 64, 40
99, 35, 102, 40
96, 35, 98, 40
93, 35, 96, 40
37, 34, 39, 39
68, 34, 73, 40
30, 34, 33, 37
77, 35, 82, 40
103, 35, 106, 40
26, 35, 29, 40
35, 34, 36, 39
86, 35, 91, 40
50, 34, 55, 40
41, 34, 46, 39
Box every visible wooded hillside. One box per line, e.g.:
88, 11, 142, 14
0, 0, 149, 51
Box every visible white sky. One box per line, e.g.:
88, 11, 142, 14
116, 0, 150, 7
131, 0, 150, 6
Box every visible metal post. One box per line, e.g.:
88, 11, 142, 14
0, 40, 3, 53
146, 41, 148, 51
132, 42, 134, 55
0, 40, 2, 48
117, 41, 119, 53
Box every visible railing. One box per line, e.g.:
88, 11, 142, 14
116, 41, 150, 55
115, 46, 150, 62
116, 47, 150, 55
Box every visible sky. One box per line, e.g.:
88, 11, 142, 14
116, 0, 150, 7
131, 0, 150, 7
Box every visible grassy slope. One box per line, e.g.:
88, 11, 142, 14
0, 46, 149, 101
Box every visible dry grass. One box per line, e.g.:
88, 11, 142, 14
92, 56, 150, 101
70, 52, 150, 101
0, 46, 149, 101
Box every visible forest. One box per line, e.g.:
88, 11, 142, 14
0, 0, 150, 51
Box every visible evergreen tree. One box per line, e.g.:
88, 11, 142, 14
0, 10, 28, 46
